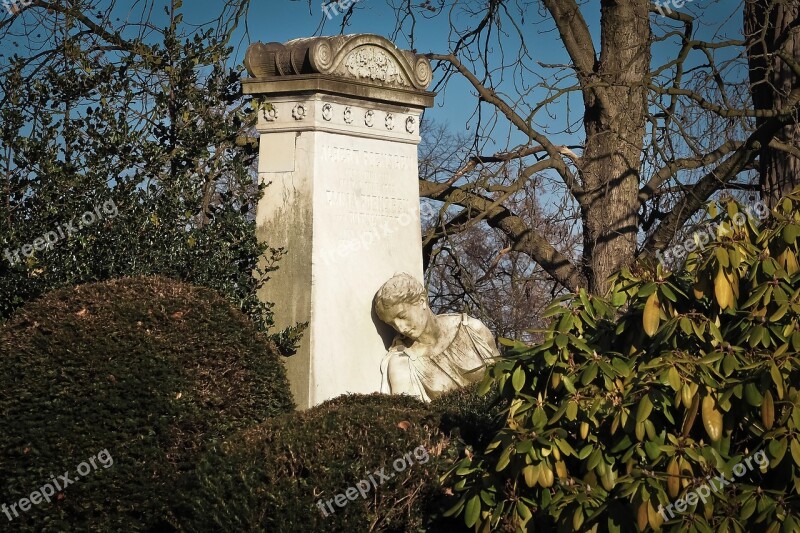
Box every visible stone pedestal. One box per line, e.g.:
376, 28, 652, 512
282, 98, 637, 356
243, 35, 435, 409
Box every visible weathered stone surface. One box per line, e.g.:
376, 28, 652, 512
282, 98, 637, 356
246, 35, 435, 409
374, 273, 500, 403
242, 34, 435, 108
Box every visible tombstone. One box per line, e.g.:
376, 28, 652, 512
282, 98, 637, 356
243, 35, 435, 409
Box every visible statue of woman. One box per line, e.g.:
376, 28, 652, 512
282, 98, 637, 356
374, 273, 500, 402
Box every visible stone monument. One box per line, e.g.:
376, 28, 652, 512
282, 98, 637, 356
243, 35, 435, 409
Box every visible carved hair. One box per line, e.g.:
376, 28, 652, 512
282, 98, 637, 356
374, 273, 427, 320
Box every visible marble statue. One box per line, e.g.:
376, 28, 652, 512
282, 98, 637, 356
374, 273, 500, 402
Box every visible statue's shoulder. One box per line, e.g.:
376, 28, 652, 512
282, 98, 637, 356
438, 313, 464, 325
458, 315, 499, 354
444, 313, 491, 333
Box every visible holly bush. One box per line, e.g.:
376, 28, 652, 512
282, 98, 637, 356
444, 189, 800, 533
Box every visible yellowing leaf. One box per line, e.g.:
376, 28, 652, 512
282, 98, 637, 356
714, 267, 734, 309
643, 292, 660, 337
762, 390, 775, 430
702, 395, 723, 442
522, 464, 539, 487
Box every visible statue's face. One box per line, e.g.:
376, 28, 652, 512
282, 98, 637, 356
383, 298, 430, 340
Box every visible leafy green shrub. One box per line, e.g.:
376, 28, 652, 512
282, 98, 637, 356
431, 383, 508, 450
0, 276, 294, 532
176, 387, 507, 533
445, 190, 800, 532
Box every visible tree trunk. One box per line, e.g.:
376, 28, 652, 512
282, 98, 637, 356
745, 0, 800, 206
581, 0, 651, 294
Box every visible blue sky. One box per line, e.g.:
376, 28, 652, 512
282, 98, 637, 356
1, 0, 748, 155
182, 0, 747, 154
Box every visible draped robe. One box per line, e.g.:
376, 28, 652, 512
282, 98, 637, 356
380, 313, 497, 402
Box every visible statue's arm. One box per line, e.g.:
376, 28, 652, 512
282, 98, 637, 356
386, 352, 417, 396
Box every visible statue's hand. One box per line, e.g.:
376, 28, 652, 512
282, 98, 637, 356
389, 335, 406, 352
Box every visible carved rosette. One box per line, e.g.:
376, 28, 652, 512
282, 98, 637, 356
292, 104, 307, 120
322, 103, 333, 121
262, 105, 278, 122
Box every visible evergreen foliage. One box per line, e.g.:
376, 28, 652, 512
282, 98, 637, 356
176, 387, 506, 532
0, 276, 294, 531
0, 2, 302, 349
445, 189, 800, 532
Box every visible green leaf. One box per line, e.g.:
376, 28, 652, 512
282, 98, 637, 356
715, 247, 730, 268
611, 291, 627, 306
476, 377, 492, 396
581, 364, 598, 385
612, 358, 631, 377
770, 304, 789, 322
638, 282, 658, 297
660, 283, 678, 302
465, 494, 481, 528
443, 495, 466, 518
770, 362, 785, 398
512, 366, 525, 392
496, 445, 514, 472
555, 334, 568, 349
636, 394, 653, 423
578, 444, 593, 460
566, 400, 578, 421
783, 224, 800, 244
769, 438, 788, 466
790, 439, 800, 466
643, 292, 661, 337
744, 383, 763, 406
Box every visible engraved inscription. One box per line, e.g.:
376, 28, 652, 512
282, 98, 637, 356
323, 146, 415, 170
322, 146, 417, 231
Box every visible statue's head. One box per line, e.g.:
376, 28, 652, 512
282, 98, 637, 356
374, 273, 432, 341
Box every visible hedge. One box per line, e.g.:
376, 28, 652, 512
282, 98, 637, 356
0, 276, 294, 531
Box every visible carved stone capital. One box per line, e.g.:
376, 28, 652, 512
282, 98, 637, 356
245, 34, 432, 90
242, 34, 435, 109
